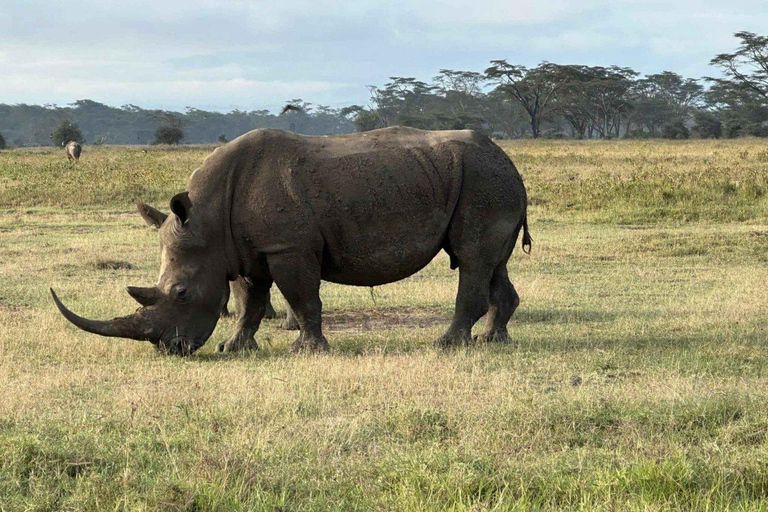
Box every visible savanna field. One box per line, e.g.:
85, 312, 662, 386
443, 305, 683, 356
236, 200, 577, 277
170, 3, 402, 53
1, 139, 767, 510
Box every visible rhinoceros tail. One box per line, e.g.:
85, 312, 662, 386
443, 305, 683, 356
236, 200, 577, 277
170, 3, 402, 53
522, 216, 532, 254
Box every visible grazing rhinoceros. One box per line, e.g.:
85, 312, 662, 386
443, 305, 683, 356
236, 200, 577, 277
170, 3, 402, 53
134, 199, 297, 326
65, 141, 81, 162
51, 126, 531, 355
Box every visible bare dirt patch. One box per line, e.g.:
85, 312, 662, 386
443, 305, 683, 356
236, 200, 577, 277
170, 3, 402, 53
92, 260, 136, 270
322, 307, 449, 332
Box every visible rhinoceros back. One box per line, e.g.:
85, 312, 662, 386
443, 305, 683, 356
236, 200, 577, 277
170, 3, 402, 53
204, 127, 522, 287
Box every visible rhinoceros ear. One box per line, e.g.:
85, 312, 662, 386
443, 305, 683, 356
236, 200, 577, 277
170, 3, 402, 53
135, 199, 168, 228
170, 192, 192, 226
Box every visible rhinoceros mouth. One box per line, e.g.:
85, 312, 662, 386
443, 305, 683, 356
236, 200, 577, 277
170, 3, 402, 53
156, 332, 202, 356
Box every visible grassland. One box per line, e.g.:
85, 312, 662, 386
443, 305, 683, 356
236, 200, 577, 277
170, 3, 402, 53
0, 139, 767, 510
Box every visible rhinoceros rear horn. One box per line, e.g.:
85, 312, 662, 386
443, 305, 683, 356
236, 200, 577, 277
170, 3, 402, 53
50, 288, 156, 342
135, 200, 168, 228
126, 286, 163, 307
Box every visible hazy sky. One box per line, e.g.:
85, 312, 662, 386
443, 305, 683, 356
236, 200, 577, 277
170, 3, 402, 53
1, 0, 765, 113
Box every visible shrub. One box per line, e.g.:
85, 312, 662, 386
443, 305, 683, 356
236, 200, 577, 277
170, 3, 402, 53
153, 125, 184, 145
661, 122, 690, 140
0, 132, 6, 150
51, 120, 84, 147
692, 112, 722, 139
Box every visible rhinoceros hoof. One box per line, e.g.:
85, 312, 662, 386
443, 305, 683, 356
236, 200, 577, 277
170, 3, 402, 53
473, 329, 511, 344
434, 331, 472, 349
290, 335, 330, 354
281, 316, 300, 330
217, 330, 259, 352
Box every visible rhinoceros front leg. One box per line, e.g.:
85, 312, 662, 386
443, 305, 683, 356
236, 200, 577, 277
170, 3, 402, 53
267, 252, 330, 353
217, 277, 271, 352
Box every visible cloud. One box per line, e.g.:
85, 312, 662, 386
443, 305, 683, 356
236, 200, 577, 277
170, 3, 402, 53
1, 0, 767, 110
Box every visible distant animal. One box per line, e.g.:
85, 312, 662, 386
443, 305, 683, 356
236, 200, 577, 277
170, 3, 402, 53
51, 126, 531, 356
65, 141, 81, 162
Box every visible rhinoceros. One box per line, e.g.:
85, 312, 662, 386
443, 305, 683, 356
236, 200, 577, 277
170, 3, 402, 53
134, 199, 299, 327
65, 141, 81, 162
51, 126, 531, 355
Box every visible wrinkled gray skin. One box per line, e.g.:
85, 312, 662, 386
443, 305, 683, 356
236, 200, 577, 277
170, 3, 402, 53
134, 200, 298, 327
65, 141, 81, 162
52, 126, 530, 355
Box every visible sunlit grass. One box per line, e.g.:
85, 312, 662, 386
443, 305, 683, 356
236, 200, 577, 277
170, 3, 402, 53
0, 139, 767, 509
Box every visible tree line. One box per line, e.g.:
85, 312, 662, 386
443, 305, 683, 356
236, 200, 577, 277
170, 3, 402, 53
0, 31, 766, 147
344, 32, 767, 139
0, 99, 355, 147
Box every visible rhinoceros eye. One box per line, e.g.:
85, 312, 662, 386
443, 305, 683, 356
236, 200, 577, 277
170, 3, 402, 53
174, 287, 189, 302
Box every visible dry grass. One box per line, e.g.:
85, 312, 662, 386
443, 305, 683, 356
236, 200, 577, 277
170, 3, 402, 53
0, 139, 767, 510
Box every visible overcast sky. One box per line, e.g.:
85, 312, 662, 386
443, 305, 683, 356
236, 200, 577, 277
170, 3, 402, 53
1, 0, 765, 113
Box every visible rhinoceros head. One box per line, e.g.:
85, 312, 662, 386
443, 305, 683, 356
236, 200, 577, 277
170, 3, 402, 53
51, 192, 229, 355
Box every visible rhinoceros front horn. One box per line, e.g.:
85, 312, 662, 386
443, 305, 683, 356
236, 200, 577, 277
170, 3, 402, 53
50, 288, 157, 342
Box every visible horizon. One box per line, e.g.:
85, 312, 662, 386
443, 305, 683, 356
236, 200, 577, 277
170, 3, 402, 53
2, 0, 767, 113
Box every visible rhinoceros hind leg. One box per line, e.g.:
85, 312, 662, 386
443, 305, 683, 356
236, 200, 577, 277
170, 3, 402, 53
268, 252, 329, 353
473, 264, 518, 344
219, 283, 232, 318
280, 301, 300, 330
264, 296, 277, 319
435, 263, 493, 348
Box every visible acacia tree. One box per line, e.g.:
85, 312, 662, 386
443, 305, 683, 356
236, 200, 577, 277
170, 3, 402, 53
553, 66, 636, 138
709, 31, 768, 101
51, 120, 84, 146
485, 61, 568, 138
628, 72, 703, 136
432, 69, 487, 129
706, 32, 768, 136
151, 112, 184, 144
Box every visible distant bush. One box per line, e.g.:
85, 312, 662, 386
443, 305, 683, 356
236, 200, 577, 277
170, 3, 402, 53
153, 125, 184, 145
0, 132, 6, 150
625, 129, 652, 139
51, 120, 85, 147
692, 112, 722, 139
218, 134, 228, 143
744, 123, 768, 137
661, 122, 690, 140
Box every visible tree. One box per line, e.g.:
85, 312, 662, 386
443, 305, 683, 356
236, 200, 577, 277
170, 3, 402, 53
706, 32, 768, 137
153, 125, 184, 145
340, 105, 382, 132
485, 61, 569, 138
51, 120, 84, 147
691, 111, 722, 138
151, 111, 184, 144
661, 121, 690, 139
709, 32, 768, 101
554, 65, 637, 138
627, 72, 702, 137
0, 132, 5, 149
